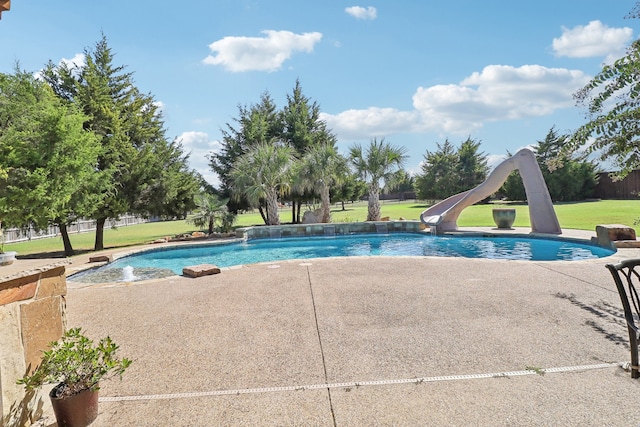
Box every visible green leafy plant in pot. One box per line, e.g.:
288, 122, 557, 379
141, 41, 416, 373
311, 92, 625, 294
17, 328, 132, 427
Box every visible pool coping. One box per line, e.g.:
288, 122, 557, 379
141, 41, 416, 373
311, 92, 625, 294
64, 225, 617, 287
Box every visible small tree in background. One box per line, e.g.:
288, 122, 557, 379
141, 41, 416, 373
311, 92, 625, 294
500, 164, 526, 202
415, 140, 459, 200
458, 137, 489, 191
415, 137, 488, 200
209, 81, 335, 224
384, 169, 415, 197
331, 173, 367, 210
500, 127, 598, 202
188, 193, 235, 234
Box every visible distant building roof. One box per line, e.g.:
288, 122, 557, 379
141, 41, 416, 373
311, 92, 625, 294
0, 0, 10, 20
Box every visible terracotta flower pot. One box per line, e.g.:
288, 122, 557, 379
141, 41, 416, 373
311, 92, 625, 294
50, 384, 99, 427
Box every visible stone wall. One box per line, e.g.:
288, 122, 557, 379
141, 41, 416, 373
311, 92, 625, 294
236, 220, 427, 240
596, 224, 640, 248
1, 263, 68, 427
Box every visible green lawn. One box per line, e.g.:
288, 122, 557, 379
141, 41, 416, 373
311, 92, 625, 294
4, 199, 639, 257
4, 220, 196, 257
327, 199, 640, 231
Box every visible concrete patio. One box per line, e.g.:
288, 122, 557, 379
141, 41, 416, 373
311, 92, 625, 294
57, 229, 640, 426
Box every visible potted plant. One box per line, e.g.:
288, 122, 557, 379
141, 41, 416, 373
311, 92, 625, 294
17, 328, 132, 427
0, 220, 17, 266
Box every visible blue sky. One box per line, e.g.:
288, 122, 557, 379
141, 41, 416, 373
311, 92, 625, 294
1, 1, 638, 186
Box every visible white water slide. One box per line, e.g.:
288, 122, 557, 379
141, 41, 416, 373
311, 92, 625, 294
420, 148, 562, 234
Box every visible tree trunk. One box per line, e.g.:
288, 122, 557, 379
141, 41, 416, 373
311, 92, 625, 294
291, 201, 296, 224
94, 217, 107, 251
265, 190, 280, 225
341, 201, 345, 211
208, 217, 214, 234
367, 183, 381, 221
258, 206, 268, 225
320, 184, 331, 223
58, 222, 75, 257
296, 202, 302, 224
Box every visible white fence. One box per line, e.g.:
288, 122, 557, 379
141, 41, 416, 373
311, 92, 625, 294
3, 215, 151, 243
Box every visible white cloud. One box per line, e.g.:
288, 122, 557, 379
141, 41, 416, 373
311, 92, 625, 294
552, 20, 633, 60
177, 131, 222, 186
203, 30, 322, 72
59, 53, 86, 70
148, 100, 165, 117
320, 107, 419, 139
323, 64, 590, 139
415, 65, 589, 128
34, 53, 85, 80
345, 6, 377, 20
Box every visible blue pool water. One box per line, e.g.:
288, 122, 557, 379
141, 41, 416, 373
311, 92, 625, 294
71, 233, 614, 282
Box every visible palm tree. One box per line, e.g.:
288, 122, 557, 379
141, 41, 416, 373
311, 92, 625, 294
188, 193, 231, 234
230, 143, 295, 225
349, 138, 408, 221
297, 144, 348, 223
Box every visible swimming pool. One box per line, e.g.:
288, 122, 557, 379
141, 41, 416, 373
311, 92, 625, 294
70, 233, 615, 283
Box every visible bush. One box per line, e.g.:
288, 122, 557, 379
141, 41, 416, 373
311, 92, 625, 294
17, 328, 132, 398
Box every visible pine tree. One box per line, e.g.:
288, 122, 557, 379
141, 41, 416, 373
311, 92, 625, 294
43, 35, 199, 250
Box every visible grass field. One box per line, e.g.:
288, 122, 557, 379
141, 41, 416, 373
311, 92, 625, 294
4, 199, 639, 257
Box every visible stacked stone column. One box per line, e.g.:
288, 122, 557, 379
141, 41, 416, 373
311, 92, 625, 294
0, 264, 67, 426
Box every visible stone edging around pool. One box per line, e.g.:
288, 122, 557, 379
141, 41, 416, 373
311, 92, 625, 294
238, 221, 614, 251
235, 220, 425, 239
85, 221, 618, 270
68, 221, 425, 283
66, 221, 618, 287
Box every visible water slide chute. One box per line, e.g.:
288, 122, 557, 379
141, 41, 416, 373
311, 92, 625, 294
420, 148, 561, 234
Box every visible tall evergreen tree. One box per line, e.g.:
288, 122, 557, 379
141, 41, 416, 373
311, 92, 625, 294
210, 81, 336, 223
457, 137, 489, 191
415, 138, 488, 200
414, 140, 459, 200
280, 79, 328, 153
209, 92, 282, 214
0, 70, 103, 256
502, 127, 598, 202
43, 35, 199, 250
280, 79, 336, 223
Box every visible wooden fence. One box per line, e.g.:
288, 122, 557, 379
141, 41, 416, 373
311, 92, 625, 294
595, 170, 640, 200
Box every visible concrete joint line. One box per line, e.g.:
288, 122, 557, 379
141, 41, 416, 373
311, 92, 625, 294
305, 266, 337, 427
99, 362, 623, 403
